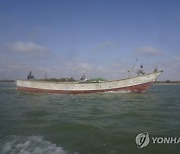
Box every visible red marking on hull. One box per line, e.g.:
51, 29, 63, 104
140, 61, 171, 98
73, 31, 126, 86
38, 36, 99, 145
17, 82, 154, 94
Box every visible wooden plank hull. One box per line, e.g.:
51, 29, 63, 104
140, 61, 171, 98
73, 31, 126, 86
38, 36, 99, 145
16, 71, 162, 94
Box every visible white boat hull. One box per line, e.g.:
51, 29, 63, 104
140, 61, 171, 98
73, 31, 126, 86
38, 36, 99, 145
16, 71, 162, 94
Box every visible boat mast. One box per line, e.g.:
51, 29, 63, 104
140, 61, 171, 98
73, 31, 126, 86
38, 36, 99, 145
129, 58, 138, 77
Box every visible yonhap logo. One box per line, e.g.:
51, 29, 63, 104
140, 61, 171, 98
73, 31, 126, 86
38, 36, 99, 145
135, 132, 180, 149
135, 132, 150, 148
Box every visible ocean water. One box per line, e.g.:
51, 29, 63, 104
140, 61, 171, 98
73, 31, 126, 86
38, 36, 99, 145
0, 82, 180, 154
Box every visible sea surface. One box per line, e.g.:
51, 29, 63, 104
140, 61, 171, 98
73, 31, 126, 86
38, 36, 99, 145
0, 82, 180, 154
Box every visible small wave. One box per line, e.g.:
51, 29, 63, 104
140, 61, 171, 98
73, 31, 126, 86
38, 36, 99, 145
103, 90, 131, 94
0, 136, 66, 154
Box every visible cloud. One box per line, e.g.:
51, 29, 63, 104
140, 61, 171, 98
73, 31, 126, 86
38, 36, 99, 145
91, 41, 114, 52
8, 41, 48, 54
171, 56, 180, 68
173, 56, 180, 61
65, 59, 93, 71
135, 47, 162, 56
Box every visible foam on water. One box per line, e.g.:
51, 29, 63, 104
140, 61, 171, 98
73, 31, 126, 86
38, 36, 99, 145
0, 136, 66, 154
103, 90, 131, 94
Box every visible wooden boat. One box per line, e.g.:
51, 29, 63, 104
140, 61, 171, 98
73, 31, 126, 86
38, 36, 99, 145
16, 70, 163, 94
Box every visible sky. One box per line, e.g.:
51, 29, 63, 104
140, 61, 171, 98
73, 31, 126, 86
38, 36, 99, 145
0, 0, 180, 81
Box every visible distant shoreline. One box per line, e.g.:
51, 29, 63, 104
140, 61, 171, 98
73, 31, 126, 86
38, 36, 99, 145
0, 80, 15, 82
155, 82, 180, 85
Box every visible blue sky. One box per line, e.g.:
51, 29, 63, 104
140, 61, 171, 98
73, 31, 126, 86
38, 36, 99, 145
0, 0, 180, 81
